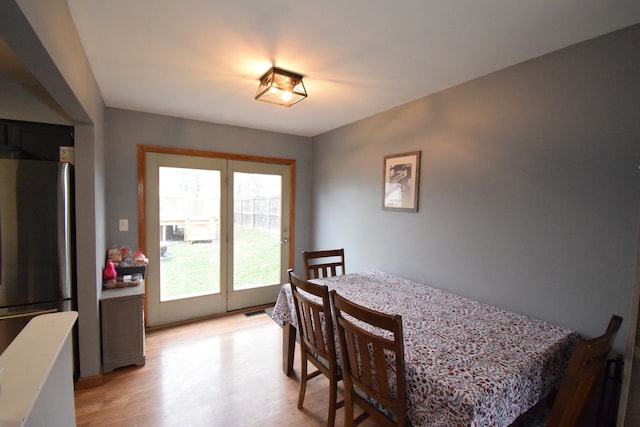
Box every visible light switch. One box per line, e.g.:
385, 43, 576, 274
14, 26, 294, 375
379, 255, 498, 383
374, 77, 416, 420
119, 219, 129, 232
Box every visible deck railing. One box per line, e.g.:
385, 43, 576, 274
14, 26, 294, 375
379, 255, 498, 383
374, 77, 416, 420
160, 197, 281, 241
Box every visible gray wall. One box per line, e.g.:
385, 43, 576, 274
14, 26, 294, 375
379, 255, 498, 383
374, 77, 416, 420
104, 108, 314, 274
313, 25, 639, 358
0, 41, 72, 124
1, 0, 107, 379
313, 26, 640, 422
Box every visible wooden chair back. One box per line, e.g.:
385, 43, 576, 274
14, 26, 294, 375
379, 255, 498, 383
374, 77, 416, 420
547, 314, 623, 427
302, 249, 345, 280
289, 270, 342, 426
330, 290, 408, 426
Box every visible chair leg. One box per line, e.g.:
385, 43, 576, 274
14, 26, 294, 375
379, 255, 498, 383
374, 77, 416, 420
345, 392, 354, 427
298, 357, 307, 409
327, 379, 338, 427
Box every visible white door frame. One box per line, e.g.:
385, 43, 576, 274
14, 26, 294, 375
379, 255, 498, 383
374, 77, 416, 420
138, 145, 295, 327
226, 160, 291, 311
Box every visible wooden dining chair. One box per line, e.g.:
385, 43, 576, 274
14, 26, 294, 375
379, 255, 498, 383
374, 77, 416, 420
511, 314, 623, 427
330, 290, 408, 427
288, 269, 344, 427
302, 249, 345, 280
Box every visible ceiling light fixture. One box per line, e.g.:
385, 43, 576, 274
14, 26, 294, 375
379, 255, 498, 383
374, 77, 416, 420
255, 67, 307, 107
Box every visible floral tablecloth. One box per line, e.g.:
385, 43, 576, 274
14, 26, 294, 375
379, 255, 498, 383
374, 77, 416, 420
271, 270, 580, 427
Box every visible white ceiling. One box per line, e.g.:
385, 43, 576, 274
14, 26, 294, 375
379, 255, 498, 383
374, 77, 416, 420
66, 1, 640, 137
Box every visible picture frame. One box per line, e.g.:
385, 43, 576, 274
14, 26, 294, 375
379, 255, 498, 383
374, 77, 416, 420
382, 151, 421, 212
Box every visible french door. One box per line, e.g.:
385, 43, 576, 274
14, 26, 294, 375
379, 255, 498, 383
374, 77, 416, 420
144, 151, 292, 327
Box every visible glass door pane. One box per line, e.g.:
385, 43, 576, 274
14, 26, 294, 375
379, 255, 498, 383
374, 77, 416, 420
145, 152, 227, 327
227, 160, 290, 311
159, 166, 221, 301
233, 172, 282, 290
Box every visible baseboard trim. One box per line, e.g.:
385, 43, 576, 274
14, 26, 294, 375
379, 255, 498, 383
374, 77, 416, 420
146, 303, 275, 332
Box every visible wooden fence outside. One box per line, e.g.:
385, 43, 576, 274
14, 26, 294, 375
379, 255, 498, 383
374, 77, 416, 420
160, 197, 280, 242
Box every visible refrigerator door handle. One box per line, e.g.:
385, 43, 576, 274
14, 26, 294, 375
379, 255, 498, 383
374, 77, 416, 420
0, 308, 58, 320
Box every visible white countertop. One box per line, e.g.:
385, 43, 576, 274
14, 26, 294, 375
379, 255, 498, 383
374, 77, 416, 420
0, 311, 78, 427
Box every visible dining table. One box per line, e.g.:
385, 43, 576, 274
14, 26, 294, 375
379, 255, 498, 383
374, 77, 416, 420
271, 270, 580, 426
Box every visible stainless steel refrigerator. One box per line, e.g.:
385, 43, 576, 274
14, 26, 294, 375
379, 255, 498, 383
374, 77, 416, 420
0, 158, 76, 356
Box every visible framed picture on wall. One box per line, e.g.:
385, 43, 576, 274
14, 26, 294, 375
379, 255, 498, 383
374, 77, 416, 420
382, 151, 421, 212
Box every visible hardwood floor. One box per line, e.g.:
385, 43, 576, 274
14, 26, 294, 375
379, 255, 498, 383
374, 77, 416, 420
74, 311, 379, 426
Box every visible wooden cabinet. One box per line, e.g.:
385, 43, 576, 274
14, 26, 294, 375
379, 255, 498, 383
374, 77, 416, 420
100, 284, 145, 373
0, 118, 73, 161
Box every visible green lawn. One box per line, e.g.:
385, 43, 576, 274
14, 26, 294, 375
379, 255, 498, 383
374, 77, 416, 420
160, 227, 280, 300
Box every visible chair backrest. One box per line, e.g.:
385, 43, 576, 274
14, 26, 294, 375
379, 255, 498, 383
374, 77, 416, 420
547, 314, 623, 427
302, 249, 345, 280
330, 290, 407, 426
288, 269, 337, 369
